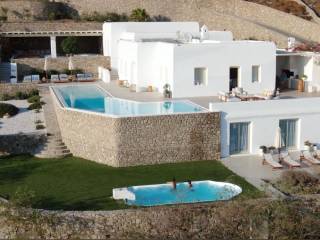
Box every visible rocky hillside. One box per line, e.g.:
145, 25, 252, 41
303, 0, 320, 16
246, 0, 312, 20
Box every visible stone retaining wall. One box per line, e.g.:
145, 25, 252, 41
0, 133, 46, 155
0, 83, 38, 95
14, 55, 110, 80
0, 199, 270, 239
52, 91, 220, 167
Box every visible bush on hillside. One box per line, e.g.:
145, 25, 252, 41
15, 91, 29, 100
275, 171, 320, 194
0, 103, 19, 118
129, 8, 150, 22
41, 1, 79, 20
0, 93, 13, 101
81, 11, 129, 22
28, 101, 45, 110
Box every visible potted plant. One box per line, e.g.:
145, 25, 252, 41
163, 84, 172, 98
259, 146, 267, 156
301, 74, 308, 81
304, 141, 312, 151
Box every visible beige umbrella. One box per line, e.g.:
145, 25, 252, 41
68, 56, 74, 74
44, 57, 48, 79
275, 127, 284, 153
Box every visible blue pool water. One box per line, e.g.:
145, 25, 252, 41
53, 85, 205, 117
114, 181, 242, 207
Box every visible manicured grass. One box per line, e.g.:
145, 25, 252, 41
0, 155, 262, 210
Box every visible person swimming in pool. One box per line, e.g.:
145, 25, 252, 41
172, 177, 177, 190
187, 179, 193, 189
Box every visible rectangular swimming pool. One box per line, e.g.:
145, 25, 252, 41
52, 85, 207, 117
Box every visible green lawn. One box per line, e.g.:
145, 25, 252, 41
0, 155, 262, 210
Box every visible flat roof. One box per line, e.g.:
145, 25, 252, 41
276, 49, 320, 57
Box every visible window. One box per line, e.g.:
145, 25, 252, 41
279, 119, 298, 148
252, 65, 260, 83
194, 68, 208, 86
229, 122, 250, 155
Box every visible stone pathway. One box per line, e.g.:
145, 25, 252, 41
34, 86, 71, 158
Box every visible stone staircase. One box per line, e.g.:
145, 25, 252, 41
34, 133, 72, 158
34, 86, 72, 159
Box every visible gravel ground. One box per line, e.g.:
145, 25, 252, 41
0, 100, 46, 135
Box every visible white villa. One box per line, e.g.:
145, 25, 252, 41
103, 22, 276, 98
103, 21, 320, 159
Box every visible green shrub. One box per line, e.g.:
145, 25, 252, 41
61, 37, 79, 55
29, 88, 39, 97
0, 103, 19, 118
35, 120, 43, 124
27, 95, 41, 104
36, 124, 45, 130
0, 93, 13, 101
130, 8, 150, 22
15, 91, 29, 100
81, 11, 128, 22
28, 101, 45, 110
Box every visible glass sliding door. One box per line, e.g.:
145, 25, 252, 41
230, 122, 250, 155
279, 119, 297, 148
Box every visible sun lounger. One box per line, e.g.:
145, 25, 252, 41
280, 152, 301, 169
23, 75, 32, 83
59, 74, 68, 81
84, 73, 93, 80
51, 75, 59, 82
301, 151, 320, 165
263, 153, 283, 169
76, 74, 86, 81
31, 75, 40, 83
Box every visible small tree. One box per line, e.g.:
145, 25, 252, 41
130, 8, 150, 22
61, 37, 78, 55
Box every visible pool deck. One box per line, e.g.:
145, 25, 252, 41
221, 152, 320, 191
98, 81, 219, 109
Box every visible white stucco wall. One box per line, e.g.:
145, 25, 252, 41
210, 98, 320, 157
172, 41, 276, 98
103, 22, 199, 70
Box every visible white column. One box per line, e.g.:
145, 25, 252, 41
50, 36, 57, 58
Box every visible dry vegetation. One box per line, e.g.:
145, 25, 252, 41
275, 171, 320, 195
246, 0, 313, 20
304, 0, 320, 16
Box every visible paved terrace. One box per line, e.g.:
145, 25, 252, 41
98, 81, 320, 109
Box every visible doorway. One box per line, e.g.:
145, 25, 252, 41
229, 67, 239, 91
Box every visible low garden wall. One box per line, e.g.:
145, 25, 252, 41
14, 55, 110, 80
0, 133, 46, 156
0, 199, 270, 239
0, 83, 38, 96
52, 92, 220, 167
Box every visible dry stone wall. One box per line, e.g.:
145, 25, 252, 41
0, 83, 38, 95
0, 199, 270, 239
14, 55, 110, 80
0, 133, 46, 155
53, 91, 220, 167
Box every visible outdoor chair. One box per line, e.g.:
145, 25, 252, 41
84, 73, 94, 81
23, 75, 32, 83
31, 75, 40, 83
59, 74, 68, 82
263, 153, 283, 169
51, 75, 59, 82
301, 151, 320, 165
279, 151, 301, 169
76, 74, 86, 81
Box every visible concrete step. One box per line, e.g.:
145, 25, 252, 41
35, 152, 72, 159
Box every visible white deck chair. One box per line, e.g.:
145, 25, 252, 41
263, 153, 283, 169
280, 152, 301, 168
31, 75, 40, 83
302, 151, 320, 165
23, 75, 32, 83
59, 74, 68, 81
76, 74, 86, 81
50, 75, 59, 82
